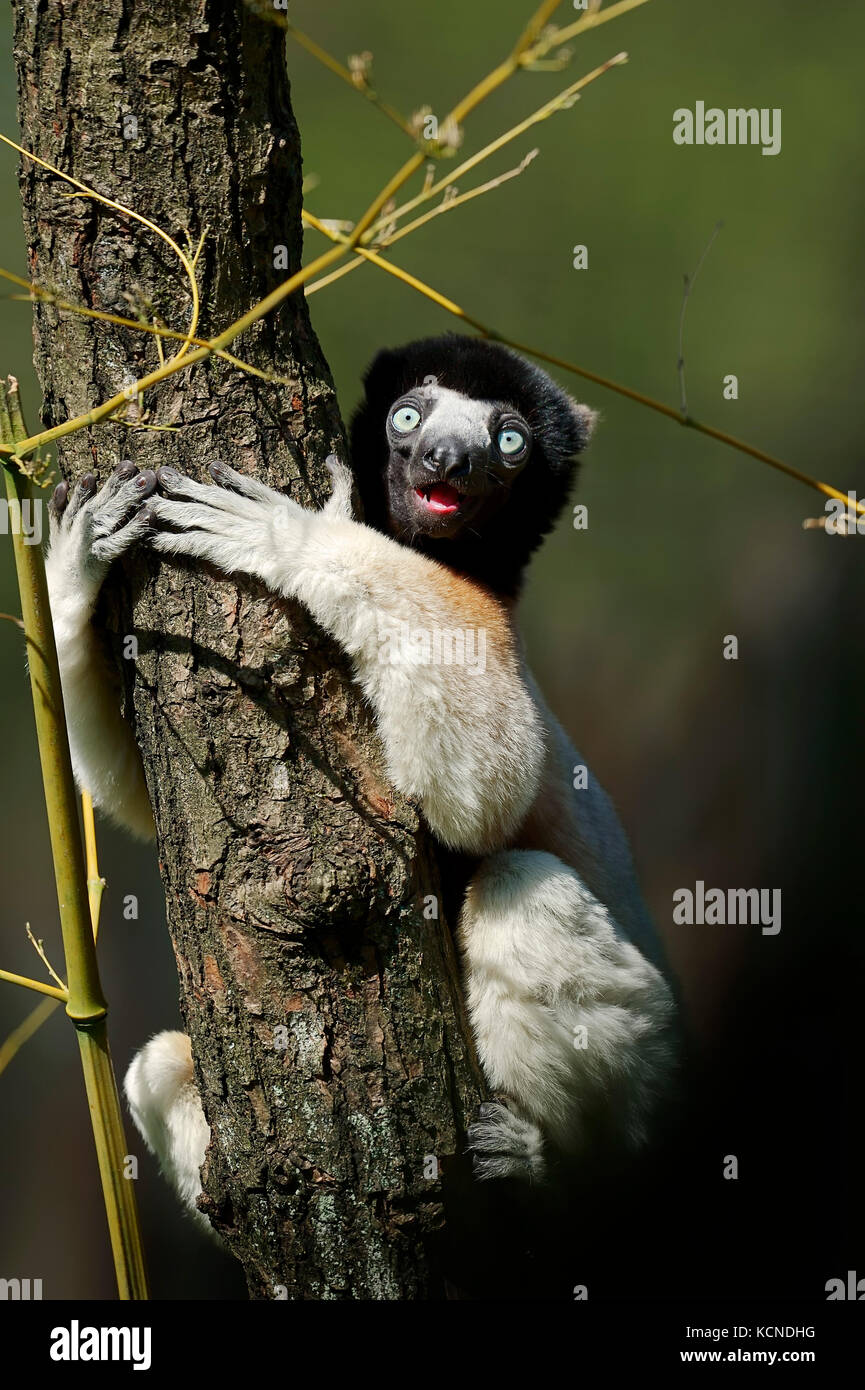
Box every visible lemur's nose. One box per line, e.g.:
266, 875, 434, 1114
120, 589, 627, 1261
422, 436, 473, 480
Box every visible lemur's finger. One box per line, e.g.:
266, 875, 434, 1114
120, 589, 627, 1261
155, 466, 208, 501
91, 504, 155, 565
208, 460, 286, 507
146, 496, 233, 534
157, 465, 266, 519
92, 470, 157, 538
49, 481, 69, 520
148, 526, 229, 564
323, 454, 354, 519
64, 472, 97, 523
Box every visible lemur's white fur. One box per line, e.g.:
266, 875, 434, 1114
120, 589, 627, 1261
124, 1031, 213, 1229
414, 385, 494, 453
46, 447, 675, 1217
461, 851, 673, 1164
45, 467, 155, 839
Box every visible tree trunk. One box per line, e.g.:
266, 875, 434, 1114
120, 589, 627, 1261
14, 0, 483, 1298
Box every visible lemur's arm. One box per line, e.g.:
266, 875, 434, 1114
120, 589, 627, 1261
45, 465, 157, 840
148, 460, 545, 854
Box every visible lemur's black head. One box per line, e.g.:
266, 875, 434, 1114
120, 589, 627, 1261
349, 334, 596, 597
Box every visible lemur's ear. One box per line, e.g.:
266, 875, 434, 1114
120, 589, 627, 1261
569, 398, 599, 452
536, 390, 597, 474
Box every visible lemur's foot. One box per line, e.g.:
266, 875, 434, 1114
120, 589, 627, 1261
48, 462, 157, 598
466, 1096, 546, 1183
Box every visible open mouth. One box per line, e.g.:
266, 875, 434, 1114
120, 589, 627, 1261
414, 482, 462, 515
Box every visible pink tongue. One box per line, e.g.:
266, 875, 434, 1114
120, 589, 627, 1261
426, 483, 460, 513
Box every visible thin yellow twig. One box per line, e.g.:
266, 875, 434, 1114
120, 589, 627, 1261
510, 0, 567, 58
287, 24, 415, 138
0, 967, 67, 1001
390, 153, 540, 238
26, 922, 67, 990
533, 0, 652, 58
304, 211, 466, 313
114, 419, 178, 434
188, 227, 208, 274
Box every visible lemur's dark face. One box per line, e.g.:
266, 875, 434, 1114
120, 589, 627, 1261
350, 334, 595, 595
383, 380, 532, 541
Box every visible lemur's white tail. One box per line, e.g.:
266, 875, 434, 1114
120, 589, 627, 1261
124, 1031, 212, 1230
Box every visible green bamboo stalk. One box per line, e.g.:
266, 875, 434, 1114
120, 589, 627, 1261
0, 375, 148, 1300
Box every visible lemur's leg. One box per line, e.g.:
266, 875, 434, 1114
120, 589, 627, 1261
460, 850, 676, 1182
45, 464, 157, 839
147, 460, 546, 854
124, 1031, 213, 1231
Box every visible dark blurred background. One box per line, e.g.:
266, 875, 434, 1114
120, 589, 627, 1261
1, 0, 862, 1300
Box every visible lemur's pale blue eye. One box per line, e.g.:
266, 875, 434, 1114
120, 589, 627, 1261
391, 405, 421, 433
498, 427, 526, 456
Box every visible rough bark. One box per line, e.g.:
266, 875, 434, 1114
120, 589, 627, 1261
14, 0, 483, 1298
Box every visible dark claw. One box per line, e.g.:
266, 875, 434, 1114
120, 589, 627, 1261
208, 461, 228, 483
78, 472, 96, 495
115, 460, 137, 479
51, 481, 68, 514
134, 469, 157, 497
